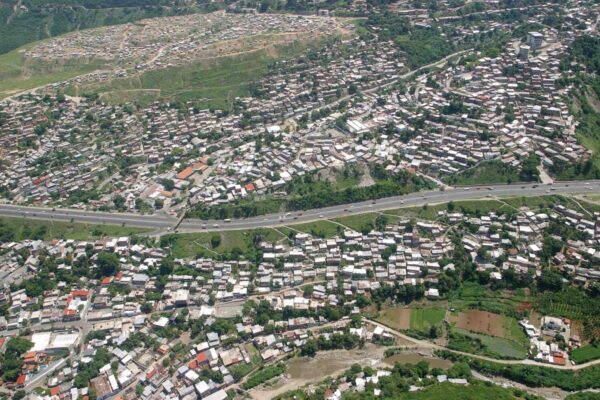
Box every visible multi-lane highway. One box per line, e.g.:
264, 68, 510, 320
1, 181, 599, 232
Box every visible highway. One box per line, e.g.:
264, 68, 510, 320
0, 181, 599, 232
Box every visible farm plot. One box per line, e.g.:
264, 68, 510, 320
456, 310, 504, 337
376, 308, 411, 331
410, 308, 446, 331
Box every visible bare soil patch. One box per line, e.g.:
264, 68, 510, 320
456, 310, 504, 337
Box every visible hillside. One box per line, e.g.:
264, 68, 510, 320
0, 0, 217, 55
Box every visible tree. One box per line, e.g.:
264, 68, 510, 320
375, 215, 389, 231
141, 303, 153, 313
161, 179, 175, 191
301, 339, 317, 357
210, 234, 221, 248
302, 285, 314, 298
538, 269, 564, 292
96, 251, 120, 277
159, 257, 174, 276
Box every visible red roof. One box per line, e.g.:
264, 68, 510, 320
0, 338, 5, 349
244, 183, 255, 191
553, 356, 566, 365
16, 375, 26, 385
50, 386, 60, 396
188, 360, 198, 370
176, 167, 194, 180
196, 351, 208, 363
71, 290, 89, 298
146, 369, 157, 380
33, 176, 47, 186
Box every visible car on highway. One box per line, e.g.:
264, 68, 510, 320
213, 224, 219, 228
319, 215, 324, 218
224, 219, 231, 223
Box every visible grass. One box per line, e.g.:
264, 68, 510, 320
163, 228, 284, 258
67, 37, 328, 109
571, 343, 600, 364
410, 307, 446, 331
448, 327, 528, 359
332, 212, 400, 233
0, 43, 105, 98
0, 216, 150, 240
449, 282, 531, 319
292, 220, 341, 238
230, 343, 262, 381
242, 362, 286, 390
446, 160, 520, 185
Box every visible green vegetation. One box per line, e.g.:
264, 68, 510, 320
292, 220, 341, 239
537, 288, 600, 340
0, 216, 150, 241
345, 381, 528, 400
190, 167, 433, 220
438, 350, 600, 391
447, 160, 520, 185
0, 46, 104, 98
230, 344, 262, 381
279, 358, 534, 400
0, 337, 33, 382
447, 328, 528, 360
160, 228, 283, 259
553, 35, 600, 179
300, 331, 364, 357
242, 362, 286, 390
566, 394, 600, 400
332, 213, 399, 234
571, 343, 600, 365
409, 307, 446, 331
74, 347, 111, 388
67, 38, 323, 109
360, 12, 455, 69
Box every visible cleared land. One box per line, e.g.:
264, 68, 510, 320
455, 309, 505, 337
376, 307, 412, 331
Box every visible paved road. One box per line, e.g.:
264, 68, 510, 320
0, 181, 599, 232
